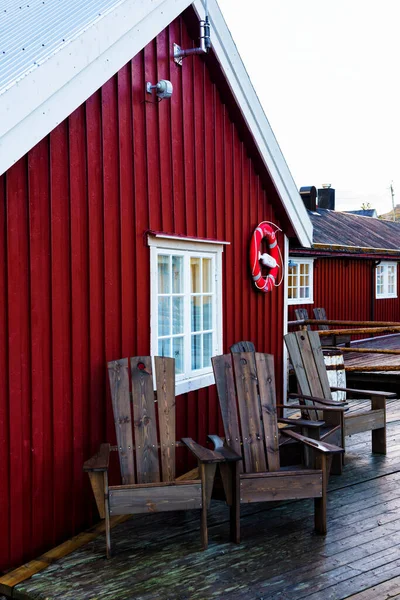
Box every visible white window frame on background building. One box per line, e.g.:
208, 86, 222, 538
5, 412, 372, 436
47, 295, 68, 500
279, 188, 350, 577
149, 234, 226, 396
287, 257, 314, 305
376, 261, 398, 299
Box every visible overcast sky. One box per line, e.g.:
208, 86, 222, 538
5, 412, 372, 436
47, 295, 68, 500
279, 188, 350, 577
217, 0, 400, 214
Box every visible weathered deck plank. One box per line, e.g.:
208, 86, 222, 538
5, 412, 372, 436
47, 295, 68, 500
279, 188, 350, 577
7, 400, 400, 600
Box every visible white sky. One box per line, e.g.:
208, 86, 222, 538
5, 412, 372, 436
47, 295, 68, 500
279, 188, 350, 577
216, 0, 400, 214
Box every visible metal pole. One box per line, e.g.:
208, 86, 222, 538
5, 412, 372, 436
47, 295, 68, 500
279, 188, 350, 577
391, 182, 395, 221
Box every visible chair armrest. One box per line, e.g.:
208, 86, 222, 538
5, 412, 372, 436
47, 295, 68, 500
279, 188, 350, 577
330, 386, 397, 399
288, 392, 347, 407
277, 403, 347, 413
278, 417, 325, 429
83, 443, 110, 472
207, 435, 242, 462
281, 429, 344, 454
182, 437, 240, 463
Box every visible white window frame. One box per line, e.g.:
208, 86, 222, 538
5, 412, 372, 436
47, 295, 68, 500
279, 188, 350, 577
376, 261, 398, 299
149, 234, 226, 396
287, 257, 314, 305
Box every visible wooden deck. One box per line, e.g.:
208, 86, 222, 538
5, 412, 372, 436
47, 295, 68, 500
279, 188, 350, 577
345, 334, 400, 394
3, 400, 400, 600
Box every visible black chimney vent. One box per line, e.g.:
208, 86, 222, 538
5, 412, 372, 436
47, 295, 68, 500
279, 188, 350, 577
299, 186, 317, 211
318, 186, 335, 210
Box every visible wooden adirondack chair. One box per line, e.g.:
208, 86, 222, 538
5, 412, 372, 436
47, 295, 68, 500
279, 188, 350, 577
211, 351, 344, 536
84, 356, 238, 557
285, 330, 396, 461
230, 341, 256, 353
294, 308, 311, 330
313, 307, 351, 347
231, 340, 328, 458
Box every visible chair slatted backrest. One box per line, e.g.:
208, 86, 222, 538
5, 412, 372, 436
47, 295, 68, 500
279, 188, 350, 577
313, 307, 330, 330
212, 352, 280, 473
294, 308, 311, 330
230, 341, 256, 353
285, 331, 333, 417
108, 356, 176, 485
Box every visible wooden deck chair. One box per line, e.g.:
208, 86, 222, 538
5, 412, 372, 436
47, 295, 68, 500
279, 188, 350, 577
313, 307, 351, 347
230, 341, 256, 353
211, 352, 344, 536
84, 356, 238, 557
294, 308, 311, 330
285, 330, 396, 462
231, 340, 328, 458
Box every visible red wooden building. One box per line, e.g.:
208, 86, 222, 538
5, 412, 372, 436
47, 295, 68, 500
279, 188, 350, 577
288, 187, 400, 325
0, 0, 312, 572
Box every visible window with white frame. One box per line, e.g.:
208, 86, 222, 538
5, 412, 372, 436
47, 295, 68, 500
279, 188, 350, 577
287, 258, 314, 304
376, 262, 397, 299
149, 235, 225, 395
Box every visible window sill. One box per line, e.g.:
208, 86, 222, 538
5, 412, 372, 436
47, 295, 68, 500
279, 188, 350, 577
175, 371, 215, 396
288, 298, 314, 306
376, 294, 398, 300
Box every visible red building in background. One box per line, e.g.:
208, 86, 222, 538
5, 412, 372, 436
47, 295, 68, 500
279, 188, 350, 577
0, 0, 312, 572
288, 187, 400, 326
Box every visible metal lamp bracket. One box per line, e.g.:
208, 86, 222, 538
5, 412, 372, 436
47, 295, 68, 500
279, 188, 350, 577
174, 43, 183, 66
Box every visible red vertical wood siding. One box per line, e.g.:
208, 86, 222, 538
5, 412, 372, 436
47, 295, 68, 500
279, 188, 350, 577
288, 258, 400, 334
0, 14, 287, 571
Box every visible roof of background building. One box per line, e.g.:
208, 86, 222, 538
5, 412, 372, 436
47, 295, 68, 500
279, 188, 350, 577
309, 208, 400, 253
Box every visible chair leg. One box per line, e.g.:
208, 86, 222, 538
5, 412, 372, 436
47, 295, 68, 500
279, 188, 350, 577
314, 453, 332, 535
218, 462, 241, 543
104, 473, 112, 558
230, 462, 240, 544
330, 454, 343, 476
371, 395, 386, 454
200, 462, 216, 550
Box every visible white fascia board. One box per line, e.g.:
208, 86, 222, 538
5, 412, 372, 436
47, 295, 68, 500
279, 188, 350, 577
0, 0, 192, 176
193, 0, 312, 248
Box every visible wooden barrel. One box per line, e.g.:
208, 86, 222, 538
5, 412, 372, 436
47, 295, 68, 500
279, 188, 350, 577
323, 350, 346, 401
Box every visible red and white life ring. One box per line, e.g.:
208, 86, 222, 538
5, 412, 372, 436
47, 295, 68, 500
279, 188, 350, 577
250, 222, 279, 292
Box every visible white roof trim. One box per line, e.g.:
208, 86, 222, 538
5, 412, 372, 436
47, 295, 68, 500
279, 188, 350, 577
0, 0, 312, 247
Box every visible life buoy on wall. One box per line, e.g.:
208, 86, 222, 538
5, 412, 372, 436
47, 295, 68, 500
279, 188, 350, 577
250, 222, 280, 292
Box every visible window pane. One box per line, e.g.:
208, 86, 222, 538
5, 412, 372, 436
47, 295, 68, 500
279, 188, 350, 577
191, 296, 202, 332
191, 334, 202, 370
191, 257, 201, 293
173, 337, 184, 374
159, 337, 171, 357
203, 258, 212, 292
172, 256, 183, 293
158, 255, 170, 293
158, 297, 171, 336
203, 332, 212, 367
172, 297, 184, 334
203, 296, 212, 330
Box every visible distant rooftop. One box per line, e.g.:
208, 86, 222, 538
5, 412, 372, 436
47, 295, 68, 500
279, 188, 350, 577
344, 209, 377, 218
